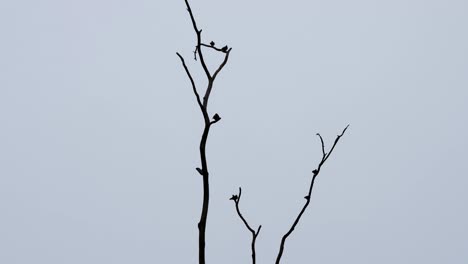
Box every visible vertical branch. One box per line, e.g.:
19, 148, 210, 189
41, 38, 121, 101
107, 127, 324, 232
176, 1, 232, 263
183, 0, 211, 80
230, 188, 262, 264
275, 125, 349, 264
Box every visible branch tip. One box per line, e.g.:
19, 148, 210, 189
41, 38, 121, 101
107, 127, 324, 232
196, 167, 204, 175
275, 126, 349, 263
342, 124, 350, 135
230, 186, 261, 263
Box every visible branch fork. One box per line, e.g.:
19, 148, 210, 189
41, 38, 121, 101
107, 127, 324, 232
177, 2, 349, 264
230, 187, 262, 264
176, 1, 232, 263
274, 125, 349, 264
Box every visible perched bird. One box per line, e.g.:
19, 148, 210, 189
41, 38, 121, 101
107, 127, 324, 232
229, 194, 239, 201
312, 169, 318, 175
210, 41, 215, 46
213, 113, 221, 122
221, 45, 228, 52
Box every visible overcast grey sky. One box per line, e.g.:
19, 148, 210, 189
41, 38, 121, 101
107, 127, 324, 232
1, 0, 467, 263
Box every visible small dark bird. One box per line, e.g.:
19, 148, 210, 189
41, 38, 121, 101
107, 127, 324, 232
196, 167, 204, 175
229, 194, 239, 201
213, 113, 221, 122
221, 45, 228, 52
312, 169, 318, 175
210, 41, 215, 46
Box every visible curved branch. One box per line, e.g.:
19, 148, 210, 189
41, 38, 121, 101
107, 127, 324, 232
275, 125, 349, 264
212, 48, 232, 80
203, 48, 232, 108
317, 133, 326, 157
230, 187, 262, 264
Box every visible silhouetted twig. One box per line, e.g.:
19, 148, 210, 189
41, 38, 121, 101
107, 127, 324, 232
176, 1, 232, 263
275, 125, 349, 264
230, 187, 262, 264
175, 53, 203, 112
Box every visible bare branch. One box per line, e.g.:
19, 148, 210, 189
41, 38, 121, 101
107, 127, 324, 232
183, 0, 200, 35
183, 0, 211, 79
316, 133, 326, 158
230, 187, 262, 264
176, 52, 204, 112
178, 1, 233, 263
212, 48, 232, 80
200, 43, 231, 53
196, 41, 212, 80
322, 124, 349, 164
275, 125, 349, 264
203, 48, 232, 108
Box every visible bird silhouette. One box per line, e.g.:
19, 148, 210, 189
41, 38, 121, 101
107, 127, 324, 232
213, 113, 221, 122
221, 45, 228, 52
210, 41, 215, 46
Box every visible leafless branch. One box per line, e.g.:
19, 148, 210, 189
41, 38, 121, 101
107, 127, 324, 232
200, 43, 230, 53
176, 52, 204, 113
230, 187, 262, 264
275, 125, 350, 264
212, 48, 232, 81
317, 133, 326, 157
183, 0, 211, 79
177, 1, 232, 263
203, 48, 232, 108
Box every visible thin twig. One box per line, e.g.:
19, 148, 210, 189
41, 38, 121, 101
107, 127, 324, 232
203, 48, 232, 108
183, 0, 211, 79
212, 48, 232, 81
317, 133, 326, 157
176, 52, 204, 114
230, 187, 262, 264
275, 125, 349, 264
200, 43, 230, 52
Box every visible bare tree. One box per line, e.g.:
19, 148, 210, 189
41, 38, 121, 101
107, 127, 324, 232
176, 1, 231, 263
177, 1, 348, 263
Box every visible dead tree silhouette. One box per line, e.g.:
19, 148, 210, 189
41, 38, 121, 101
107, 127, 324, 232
176, 1, 349, 263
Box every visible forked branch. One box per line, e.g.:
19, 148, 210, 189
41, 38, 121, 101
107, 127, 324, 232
176, 0, 232, 263
176, 52, 204, 114
275, 125, 349, 264
177, 1, 349, 263
230, 187, 262, 264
